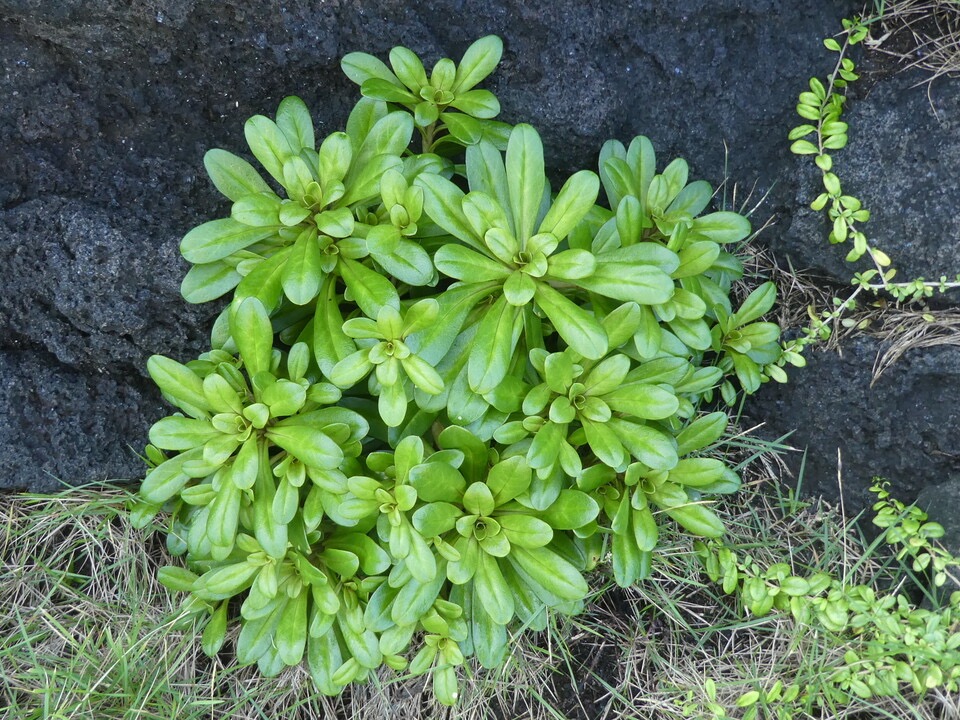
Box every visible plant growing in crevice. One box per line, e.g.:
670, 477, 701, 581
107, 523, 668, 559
134, 35, 785, 705
781, 13, 960, 371
695, 481, 960, 718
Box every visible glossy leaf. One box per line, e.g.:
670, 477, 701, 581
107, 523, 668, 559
314, 277, 357, 376
468, 295, 521, 394
140, 448, 203, 504
688, 211, 751, 244
181, 261, 243, 304
505, 124, 545, 241
282, 228, 323, 305
181, 219, 277, 265
232, 297, 274, 377
148, 356, 210, 415
339, 257, 400, 318
266, 424, 343, 469
534, 283, 607, 359
509, 545, 587, 601
608, 418, 678, 471
539, 490, 599, 530
276, 96, 315, 152
733, 281, 777, 326
454, 35, 503, 93
474, 552, 514, 625
675, 412, 728, 455
498, 514, 553, 548
434, 244, 511, 282
575, 259, 674, 304
204, 149, 272, 202
341, 52, 402, 87
538, 170, 600, 240
417, 174, 485, 250
244, 115, 295, 186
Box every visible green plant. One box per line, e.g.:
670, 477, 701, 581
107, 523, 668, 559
695, 482, 960, 718
781, 14, 960, 367
133, 36, 784, 705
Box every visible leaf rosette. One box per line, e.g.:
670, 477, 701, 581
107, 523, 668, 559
137, 35, 785, 707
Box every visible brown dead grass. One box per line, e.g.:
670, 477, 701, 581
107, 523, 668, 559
868, 0, 960, 84
2, 449, 958, 720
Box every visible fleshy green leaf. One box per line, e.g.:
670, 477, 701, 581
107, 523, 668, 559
454, 36, 504, 93
434, 244, 511, 282
244, 115, 296, 186
266, 424, 343, 469
603, 383, 679, 420
608, 418, 678, 471
509, 545, 587, 601
234, 251, 287, 315
361, 77, 418, 103
538, 171, 600, 240
468, 295, 522, 394
389, 46, 428, 90
675, 412, 728, 456
688, 211, 751, 244
474, 552, 514, 625
498, 514, 553, 548
576, 259, 674, 305
341, 52, 403, 88
276, 96, 315, 153
534, 283, 607, 359
664, 502, 725, 538
339, 257, 400, 318
673, 241, 721, 278
733, 281, 777, 326
401, 354, 444, 395
417, 174, 486, 251
539, 490, 600, 530
148, 356, 211, 415
450, 89, 500, 119
181, 261, 243, 304
204, 149, 272, 202
232, 193, 282, 227
505, 124, 545, 241
140, 448, 203, 504
668, 458, 727, 488
180, 219, 277, 265
281, 228, 323, 305
409, 462, 467, 504
313, 277, 357, 376
149, 417, 220, 451
231, 297, 274, 377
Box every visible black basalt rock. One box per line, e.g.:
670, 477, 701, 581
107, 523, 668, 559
14, 0, 960, 507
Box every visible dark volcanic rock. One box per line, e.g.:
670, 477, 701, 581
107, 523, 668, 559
745, 336, 960, 518
25, 0, 960, 500
0, 350, 164, 490
916, 479, 960, 595
1, 199, 214, 373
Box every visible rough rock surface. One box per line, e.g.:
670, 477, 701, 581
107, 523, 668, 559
748, 51, 960, 517
5, 0, 958, 511
916, 479, 960, 594
745, 336, 960, 518
1, 0, 857, 491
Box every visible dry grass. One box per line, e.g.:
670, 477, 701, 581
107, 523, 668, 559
833, 304, 960, 381
3, 446, 958, 720
0, 487, 438, 720
868, 0, 960, 84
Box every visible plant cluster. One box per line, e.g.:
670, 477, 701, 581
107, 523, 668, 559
694, 482, 960, 718
133, 36, 785, 703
